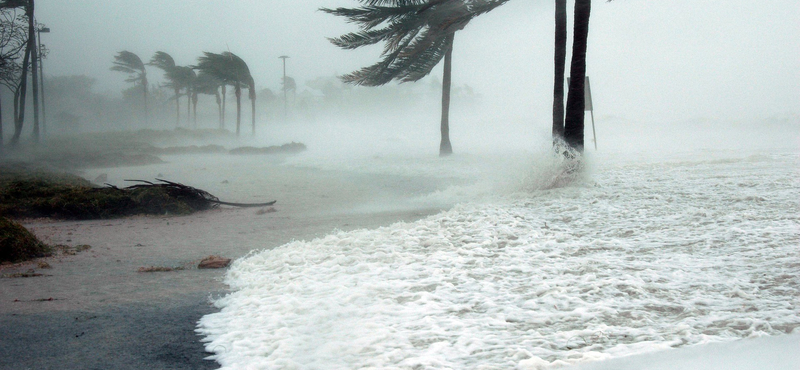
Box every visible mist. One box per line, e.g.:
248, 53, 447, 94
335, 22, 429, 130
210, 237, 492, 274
2, 2, 799, 370
20, 0, 797, 141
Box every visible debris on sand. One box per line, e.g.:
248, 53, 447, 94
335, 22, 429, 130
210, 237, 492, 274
54, 244, 92, 256
137, 266, 185, 273
255, 207, 277, 215
2, 269, 47, 278
198, 255, 231, 269
1, 166, 276, 219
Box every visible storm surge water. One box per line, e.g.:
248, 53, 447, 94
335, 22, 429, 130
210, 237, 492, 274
196, 119, 799, 369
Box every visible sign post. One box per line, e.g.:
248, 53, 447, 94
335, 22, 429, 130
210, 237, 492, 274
585, 76, 597, 150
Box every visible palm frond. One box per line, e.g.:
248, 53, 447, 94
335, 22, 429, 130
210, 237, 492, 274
111, 51, 145, 72
148, 51, 176, 71
326, 0, 509, 86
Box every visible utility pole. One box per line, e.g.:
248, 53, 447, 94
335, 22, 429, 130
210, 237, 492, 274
37, 24, 50, 138
279, 55, 289, 120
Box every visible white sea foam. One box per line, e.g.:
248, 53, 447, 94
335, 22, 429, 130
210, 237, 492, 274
197, 148, 800, 369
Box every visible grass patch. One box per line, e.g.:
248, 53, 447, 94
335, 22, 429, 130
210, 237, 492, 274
0, 164, 218, 220
0, 216, 52, 263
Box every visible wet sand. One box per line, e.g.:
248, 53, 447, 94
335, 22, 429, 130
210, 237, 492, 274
0, 155, 450, 369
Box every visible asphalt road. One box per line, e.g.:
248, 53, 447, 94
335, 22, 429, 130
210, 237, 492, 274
0, 294, 220, 370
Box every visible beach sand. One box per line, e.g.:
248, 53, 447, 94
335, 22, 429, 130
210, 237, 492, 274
0, 154, 449, 369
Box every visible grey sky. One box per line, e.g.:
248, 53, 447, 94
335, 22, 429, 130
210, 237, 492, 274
37, 0, 800, 123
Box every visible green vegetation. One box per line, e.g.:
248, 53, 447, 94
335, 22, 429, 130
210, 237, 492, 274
0, 164, 218, 219
0, 216, 51, 263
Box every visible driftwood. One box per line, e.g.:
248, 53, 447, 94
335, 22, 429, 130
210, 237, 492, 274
121, 179, 276, 208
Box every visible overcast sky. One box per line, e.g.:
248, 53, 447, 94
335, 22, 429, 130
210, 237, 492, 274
36, 0, 800, 123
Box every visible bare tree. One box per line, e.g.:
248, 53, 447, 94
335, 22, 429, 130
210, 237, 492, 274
0, 7, 26, 149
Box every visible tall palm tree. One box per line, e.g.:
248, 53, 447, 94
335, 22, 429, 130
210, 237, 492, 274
563, 0, 591, 152
111, 50, 148, 124
148, 51, 181, 127
552, 0, 567, 142
322, 0, 508, 157
194, 52, 255, 136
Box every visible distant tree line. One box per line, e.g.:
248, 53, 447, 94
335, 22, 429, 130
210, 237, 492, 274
109, 50, 256, 137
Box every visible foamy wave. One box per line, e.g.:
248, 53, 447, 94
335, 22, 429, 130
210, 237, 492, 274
198, 152, 799, 369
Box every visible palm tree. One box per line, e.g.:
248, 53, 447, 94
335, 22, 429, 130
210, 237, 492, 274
194, 71, 224, 129
322, 0, 508, 157
194, 52, 255, 136
168, 66, 195, 127
148, 51, 181, 127
563, 0, 591, 152
111, 50, 148, 124
552, 0, 567, 142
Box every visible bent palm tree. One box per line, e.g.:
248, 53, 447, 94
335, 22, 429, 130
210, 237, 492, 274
323, 0, 508, 156
194, 72, 223, 128
111, 50, 148, 124
148, 51, 181, 127
167, 66, 196, 127
194, 52, 255, 136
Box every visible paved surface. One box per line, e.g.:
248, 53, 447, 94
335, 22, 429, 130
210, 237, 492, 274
0, 294, 219, 370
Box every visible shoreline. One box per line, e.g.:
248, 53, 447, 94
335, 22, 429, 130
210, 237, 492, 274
0, 155, 452, 369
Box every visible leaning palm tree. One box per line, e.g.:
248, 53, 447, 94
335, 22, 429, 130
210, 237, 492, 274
563, 0, 591, 152
148, 51, 181, 127
193, 71, 224, 128
323, 0, 508, 157
194, 52, 255, 136
167, 66, 196, 127
552, 0, 567, 143
111, 50, 148, 124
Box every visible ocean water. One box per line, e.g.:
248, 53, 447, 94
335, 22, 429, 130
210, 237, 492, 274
197, 127, 799, 369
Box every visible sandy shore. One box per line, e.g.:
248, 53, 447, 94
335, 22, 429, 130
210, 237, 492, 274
0, 154, 451, 369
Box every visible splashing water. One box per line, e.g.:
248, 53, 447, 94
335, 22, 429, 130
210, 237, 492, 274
197, 148, 799, 369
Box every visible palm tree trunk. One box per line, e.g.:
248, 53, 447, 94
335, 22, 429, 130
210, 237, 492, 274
221, 85, 227, 130
250, 88, 256, 135
175, 88, 180, 127
0, 96, 4, 151
29, 1, 39, 143
564, 0, 591, 152
142, 75, 148, 126
552, 0, 567, 142
185, 88, 191, 127
439, 33, 454, 157
11, 40, 32, 146
215, 90, 222, 129
192, 92, 198, 128
235, 82, 241, 136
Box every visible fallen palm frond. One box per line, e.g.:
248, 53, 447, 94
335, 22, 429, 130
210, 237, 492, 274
0, 166, 276, 219
123, 179, 277, 208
